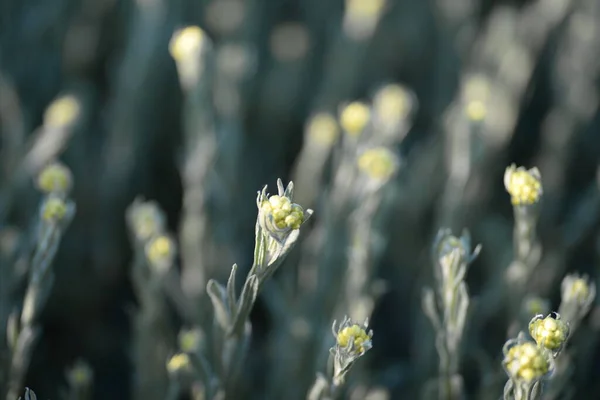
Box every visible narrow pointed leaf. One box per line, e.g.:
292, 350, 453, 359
207, 279, 231, 331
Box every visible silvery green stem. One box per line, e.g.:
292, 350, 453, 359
503, 379, 542, 400
177, 35, 218, 317
6, 198, 74, 400
423, 229, 480, 400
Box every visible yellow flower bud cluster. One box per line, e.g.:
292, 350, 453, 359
336, 324, 371, 355
504, 164, 543, 206
529, 314, 569, 351
36, 162, 73, 194
503, 341, 550, 383
260, 195, 305, 231
331, 316, 373, 385
357, 147, 398, 181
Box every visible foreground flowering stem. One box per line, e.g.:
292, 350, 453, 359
504, 165, 543, 288
6, 164, 75, 400
422, 229, 481, 400
502, 332, 555, 400
126, 200, 177, 400
545, 274, 596, 399
307, 317, 373, 400
205, 179, 312, 396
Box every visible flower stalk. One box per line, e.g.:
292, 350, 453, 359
422, 229, 481, 400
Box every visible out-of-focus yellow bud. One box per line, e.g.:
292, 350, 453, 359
357, 147, 398, 181
562, 274, 594, 305
345, 0, 386, 19
127, 200, 166, 243
462, 75, 491, 121
523, 296, 550, 317
43, 95, 80, 129
166, 353, 191, 375
36, 162, 73, 194
41, 196, 68, 223
178, 329, 203, 353
340, 102, 371, 137
307, 113, 339, 146
66, 360, 93, 387
465, 100, 487, 121
145, 234, 176, 274
373, 84, 414, 127
169, 26, 206, 63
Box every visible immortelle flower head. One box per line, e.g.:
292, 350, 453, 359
502, 335, 554, 385
330, 316, 373, 385
504, 164, 543, 206
529, 312, 569, 355
257, 179, 312, 244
